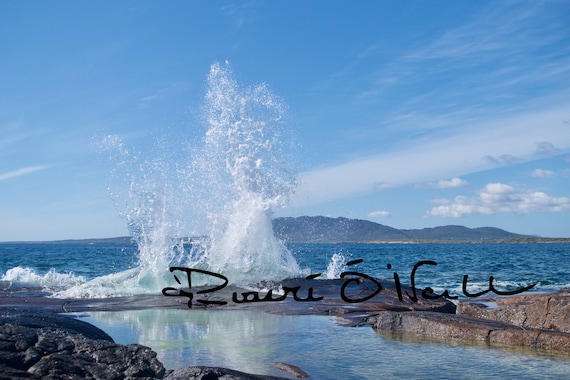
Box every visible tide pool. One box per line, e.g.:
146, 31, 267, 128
74, 309, 570, 379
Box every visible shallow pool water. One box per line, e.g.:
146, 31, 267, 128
75, 309, 570, 379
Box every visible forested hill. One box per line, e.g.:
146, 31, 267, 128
271, 216, 532, 243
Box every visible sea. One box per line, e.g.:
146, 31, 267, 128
1, 241, 569, 379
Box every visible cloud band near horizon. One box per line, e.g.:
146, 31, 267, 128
290, 104, 570, 208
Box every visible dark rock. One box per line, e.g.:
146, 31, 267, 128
165, 366, 288, 379
457, 290, 570, 332
0, 308, 115, 341
1, 308, 291, 380
273, 362, 309, 378
1, 308, 165, 379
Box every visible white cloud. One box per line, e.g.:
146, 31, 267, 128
291, 105, 570, 207
530, 168, 555, 178
425, 182, 570, 218
368, 210, 391, 218
429, 198, 451, 205
374, 182, 397, 190
418, 177, 468, 189
0, 166, 49, 181
140, 95, 160, 102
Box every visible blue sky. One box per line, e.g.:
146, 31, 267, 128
1, 0, 569, 241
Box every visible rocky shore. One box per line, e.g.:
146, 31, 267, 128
0, 308, 290, 379
363, 290, 570, 353
1, 281, 569, 379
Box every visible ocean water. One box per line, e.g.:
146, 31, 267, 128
1, 241, 570, 379
1, 242, 568, 297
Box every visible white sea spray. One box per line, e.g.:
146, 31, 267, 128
53, 62, 304, 298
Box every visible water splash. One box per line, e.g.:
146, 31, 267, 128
187, 62, 302, 284
55, 62, 303, 298
323, 252, 347, 279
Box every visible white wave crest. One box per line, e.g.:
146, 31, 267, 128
1, 266, 86, 290
51, 267, 178, 299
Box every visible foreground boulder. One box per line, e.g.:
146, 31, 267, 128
0, 308, 165, 379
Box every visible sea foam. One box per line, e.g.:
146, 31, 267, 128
1, 266, 86, 291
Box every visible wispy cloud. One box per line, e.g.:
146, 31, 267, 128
530, 168, 555, 178
350, 1, 570, 134
405, 3, 555, 61
535, 141, 559, 156
425, 183, 570, 218
0, 122, 31, 157
0, 166, 49, 181
416, 177, 468, 189
484, 154, 520, 166
374, 182, 397, 190
368, 210, 391, 218
139, 83, 187, 103
220, 0, 258, 30
140, 95, 160, 102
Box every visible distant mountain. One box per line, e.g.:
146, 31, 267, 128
2, 217, 539, 245
271, 216, 531, 243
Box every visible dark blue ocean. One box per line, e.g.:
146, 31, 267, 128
1, 242, 569, 379
1, 242, 568, 297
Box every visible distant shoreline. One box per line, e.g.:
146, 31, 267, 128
2, 236, 570, 244
364, 237, 570, 244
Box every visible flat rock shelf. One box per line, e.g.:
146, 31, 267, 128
1, 279, 569, 379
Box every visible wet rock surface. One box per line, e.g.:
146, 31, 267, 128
368, 310, 570, 352
1, 278, 457, 315
367, 290, 570, 353
457, 290, 570, 332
